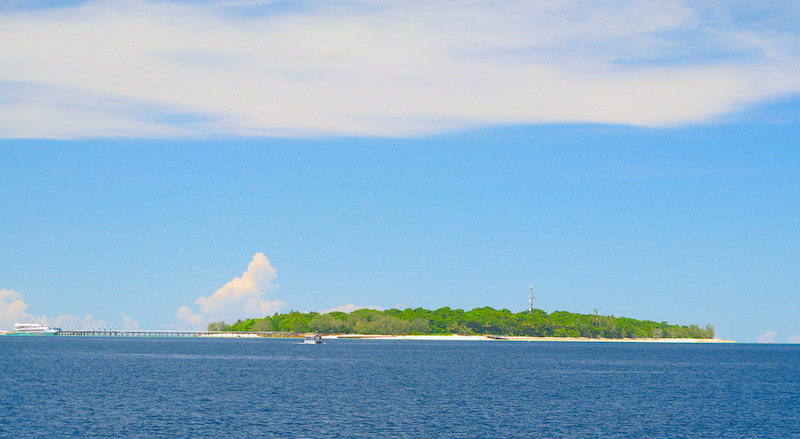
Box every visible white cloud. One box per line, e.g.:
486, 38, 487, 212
175, 306, 204, 329
757, 330, 778, 343
0, 289, 35, 329
788, 334, 800, 344
0, 288, 110, 330
1, 0, 799, 139
80, 314, 109, 330
120, 312, 140, 330
176, 252, 287, 329
322, 304, 383, 314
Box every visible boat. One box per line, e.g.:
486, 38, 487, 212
11, 323, 61, 336
303, 333, 322, 344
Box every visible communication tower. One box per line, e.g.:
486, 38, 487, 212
528, 283, 534, 312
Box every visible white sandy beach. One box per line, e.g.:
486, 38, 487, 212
326, 334, 735, 343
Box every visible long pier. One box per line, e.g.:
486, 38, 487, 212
58, 330, 298, 338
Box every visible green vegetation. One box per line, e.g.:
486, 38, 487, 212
212, 307, 715, 339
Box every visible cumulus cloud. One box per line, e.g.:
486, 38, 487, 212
0, 289, 34, 328
1, 0, 799, 139
0, 288, 110, 330
322, 304, 383, 314
176, 253, 287, 329
120, 312, 140, 330
757, 331, 778, 343
788, 334, 800, 344
175, 306, 204, 329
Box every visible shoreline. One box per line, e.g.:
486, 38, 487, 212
0, 331, 735, 343
326, 334, 736, 343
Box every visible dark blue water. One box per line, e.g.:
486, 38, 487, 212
1, 338, 799, 438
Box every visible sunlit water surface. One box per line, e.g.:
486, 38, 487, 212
1, 337, 799, 438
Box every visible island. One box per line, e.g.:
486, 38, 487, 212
210, 307, 718, 340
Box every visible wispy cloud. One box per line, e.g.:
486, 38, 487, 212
322, 304, 383, 314
50, 314, 110, 330
757, 330, 778, 343
176, 252, 287, 329
1, 0, 799, 139
788, 334, 800, 344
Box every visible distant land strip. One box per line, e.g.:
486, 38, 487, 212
214, 307, 718, 340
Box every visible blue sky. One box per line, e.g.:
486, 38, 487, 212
1, 1, 798, 342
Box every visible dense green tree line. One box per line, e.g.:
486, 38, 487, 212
210, 307, 715, 339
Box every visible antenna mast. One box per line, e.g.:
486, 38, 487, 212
528, 283, 534, 312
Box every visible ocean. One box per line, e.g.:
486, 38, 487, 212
1, 337, 799, 438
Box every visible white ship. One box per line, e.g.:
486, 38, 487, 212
12, 323, 61, 336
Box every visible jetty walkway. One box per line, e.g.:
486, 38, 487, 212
58, 330, 297, 337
